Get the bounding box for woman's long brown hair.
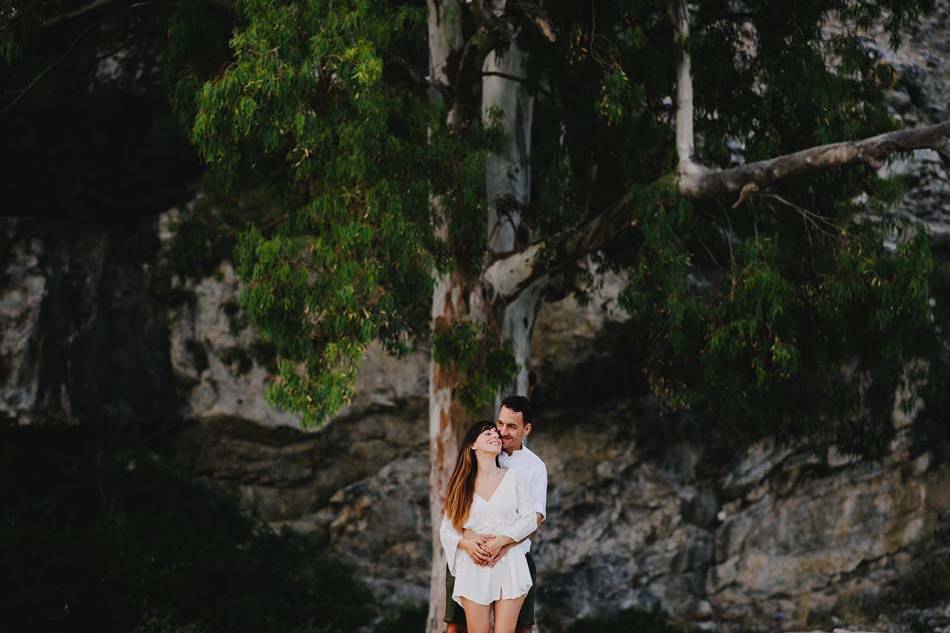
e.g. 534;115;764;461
444;421;498;532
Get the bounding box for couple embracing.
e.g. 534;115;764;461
439;396;548;633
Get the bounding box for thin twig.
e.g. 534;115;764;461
0;21;101;116
43;0;124;28
756;192;844;239
387;55;430;90
480;71;552;97
695;231;721;268
4;0;185;116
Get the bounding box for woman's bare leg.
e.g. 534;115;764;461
460;598;491;633
491;595;527;633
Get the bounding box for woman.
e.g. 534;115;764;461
440;421;537;633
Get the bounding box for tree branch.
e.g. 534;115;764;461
479;70;551;97
666;0;950;202
1;20;102;116
484;0;950;304
484;190;635;300
485;120;950;302
42;0;231;28
677;121;950;199
508;0;557;43
43;0;127;27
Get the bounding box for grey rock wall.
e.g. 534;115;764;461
163;240;950;630
169;281;950;632
1;3;948;632
0;217;178;428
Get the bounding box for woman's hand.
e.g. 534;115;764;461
459;532;494;565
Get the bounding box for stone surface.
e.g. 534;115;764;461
157;207;430;430
0;220;47;425
1;4;949;633
0;217;178;428
5;208;949;632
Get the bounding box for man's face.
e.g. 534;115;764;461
497;405;531;453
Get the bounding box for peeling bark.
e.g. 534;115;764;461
426;272;487;633
483;37;534;253
425;2;468;630
481;24;543;398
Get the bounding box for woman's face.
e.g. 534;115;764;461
471;426;502;455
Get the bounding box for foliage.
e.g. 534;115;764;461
618;178;936;456
552;0;940;457
186;0;944;455
432;321;519;411
2;0;946;458
0;427;370;633
186;0;499;425
563;607;701;633
373;601;428;633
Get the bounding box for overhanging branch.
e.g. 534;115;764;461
677;121;950;199
486;120;950;302
668;0;950;200
42;0;231;28
484;0;950;304
484;190;635;300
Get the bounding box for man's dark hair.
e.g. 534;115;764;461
500;395;533;426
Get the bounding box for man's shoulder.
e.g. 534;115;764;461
520;445;548;473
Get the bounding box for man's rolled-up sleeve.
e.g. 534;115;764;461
531;464;548;519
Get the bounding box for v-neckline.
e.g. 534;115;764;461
474;469;510;504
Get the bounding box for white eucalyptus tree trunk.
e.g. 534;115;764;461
483;42;533;254
426;6;544;630
425;2;470;631
482;39;544;399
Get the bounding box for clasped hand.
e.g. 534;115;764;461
459;531;514;567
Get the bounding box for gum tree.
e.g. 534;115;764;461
6;0;948;627
187;1;949;627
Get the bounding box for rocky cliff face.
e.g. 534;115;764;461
0;217;178;429
2;4;949;632
168;283;950;631
162;6;950;629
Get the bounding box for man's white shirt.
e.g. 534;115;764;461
498;443;548;551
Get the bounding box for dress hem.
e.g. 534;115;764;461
452;587;531;607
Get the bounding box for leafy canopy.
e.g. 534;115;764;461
3;0;940;457
192;0;489;424
187;0;942;457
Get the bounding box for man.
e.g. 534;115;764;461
445;395;548;633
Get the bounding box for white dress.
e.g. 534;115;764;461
440;469;537;606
